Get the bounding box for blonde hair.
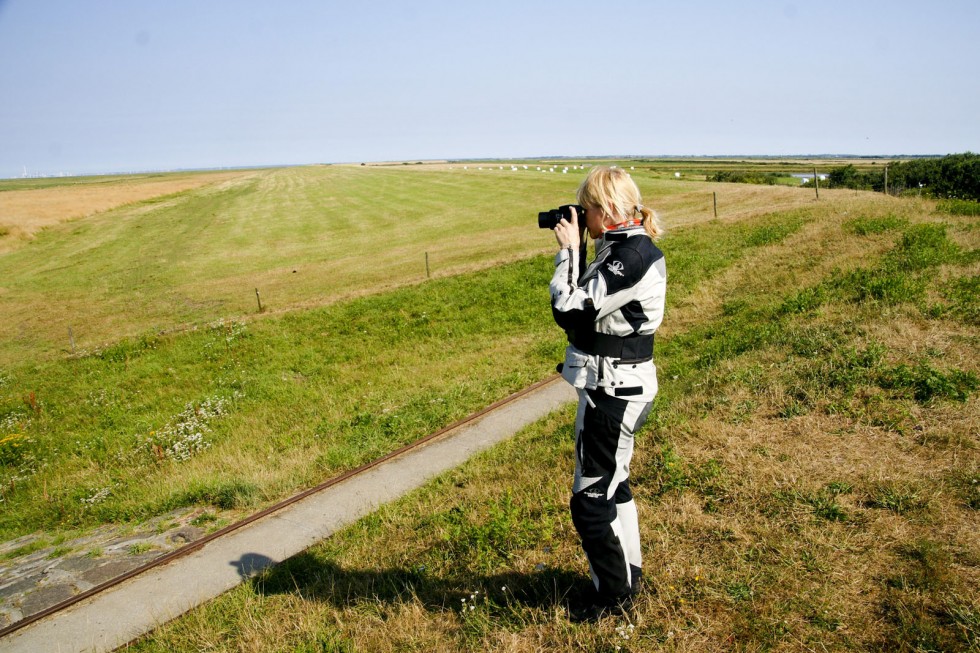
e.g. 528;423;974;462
576;166;663;240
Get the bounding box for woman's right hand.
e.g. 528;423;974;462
554;206;581;249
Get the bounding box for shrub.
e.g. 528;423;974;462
709;170;781;185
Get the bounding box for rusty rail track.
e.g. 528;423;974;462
0;374;561;640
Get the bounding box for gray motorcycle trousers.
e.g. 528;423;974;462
571;388;652;600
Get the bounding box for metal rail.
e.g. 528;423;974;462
0;374;561;639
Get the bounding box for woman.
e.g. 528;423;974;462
550;165;666;622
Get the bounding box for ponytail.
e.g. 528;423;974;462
638;205;663;240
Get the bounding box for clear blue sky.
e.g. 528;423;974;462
1;0;977;177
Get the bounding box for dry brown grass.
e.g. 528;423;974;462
0;171;254;253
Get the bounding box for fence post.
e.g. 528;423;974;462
813;166;819;199
713;192;718;218
425;252;431;279
68;327;76;354
255;288;263;313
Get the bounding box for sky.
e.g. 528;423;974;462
0;0;978;177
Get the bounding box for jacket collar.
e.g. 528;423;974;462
599;224;645;244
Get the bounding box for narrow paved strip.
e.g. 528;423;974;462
0;377;575;653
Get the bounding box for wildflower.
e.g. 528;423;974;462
81;485;113;505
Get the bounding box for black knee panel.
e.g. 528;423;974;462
570;488;616;542
614;479;633;504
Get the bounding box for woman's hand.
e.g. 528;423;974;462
554;206;582;249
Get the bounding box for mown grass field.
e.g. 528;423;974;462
1;163;977;651
0;162;845;367
0;170;254;253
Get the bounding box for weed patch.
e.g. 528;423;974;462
781;222;971;315
947;469;980;510
878;361;979;403
940;275;980;324
744;215;805;246
0;432;30;467
867;482;929;515
844;214;908;235
174;479;261;511
439;491;545;572
937;198;980;216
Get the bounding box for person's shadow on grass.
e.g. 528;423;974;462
247;550;587;616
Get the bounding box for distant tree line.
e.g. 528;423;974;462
709;170;781;185
828;153;980;201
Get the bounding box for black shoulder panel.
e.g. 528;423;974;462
598;236;664;294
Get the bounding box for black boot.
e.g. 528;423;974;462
568;589;634;624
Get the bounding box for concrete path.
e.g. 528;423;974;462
0;377;576;653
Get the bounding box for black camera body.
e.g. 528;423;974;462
538;204;585;230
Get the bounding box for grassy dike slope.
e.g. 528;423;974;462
0;164;829;542
120;192;980;651
0;166;977;650
0;164;823;367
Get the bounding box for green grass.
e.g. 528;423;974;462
0;255;566;537
3;166;978;650
131;189;980;650
0;190;832;541
0;165;580;366
937;198;980;216
0;163;856;368
843;213;908;235
0;167;829;541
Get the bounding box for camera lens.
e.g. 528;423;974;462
538;209;560;229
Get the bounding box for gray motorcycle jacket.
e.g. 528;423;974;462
550;224;667;402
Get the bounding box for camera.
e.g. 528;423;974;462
538;204;585;230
